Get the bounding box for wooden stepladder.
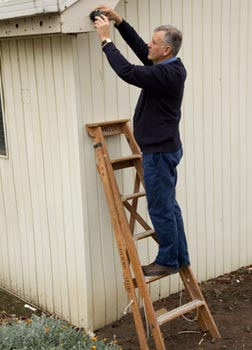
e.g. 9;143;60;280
86;119;220;350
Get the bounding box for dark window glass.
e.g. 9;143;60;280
0;96;6;156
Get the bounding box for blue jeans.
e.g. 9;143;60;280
142;149;190;268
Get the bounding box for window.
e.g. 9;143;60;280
0;79;7;157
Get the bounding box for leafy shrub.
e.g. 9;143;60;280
0;314;122;350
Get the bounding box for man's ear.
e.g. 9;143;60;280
163;45;172;56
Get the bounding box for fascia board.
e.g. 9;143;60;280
0;0;59;20
0;0;120;36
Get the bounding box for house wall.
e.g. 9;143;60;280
0;35;92;329
73;0;252;329
0;0;252;332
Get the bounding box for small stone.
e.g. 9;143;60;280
211;338;216;344
222;345;227;349
245;326;251;333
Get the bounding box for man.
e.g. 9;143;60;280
93;6;190;276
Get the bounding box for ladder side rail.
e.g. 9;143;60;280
121;121;141;155
121;123;145;185
91;127;149;350
179;267;208;333
97;128;166;350
179;266;221;338
129;173;141;233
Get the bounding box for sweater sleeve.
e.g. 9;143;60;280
115;20;152;66
103;42;181;93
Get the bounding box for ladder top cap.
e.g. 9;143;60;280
86;119;130;128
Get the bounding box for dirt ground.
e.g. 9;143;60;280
96;265;252;350
1;265;252;350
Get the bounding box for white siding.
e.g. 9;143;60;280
73;0;252;328
0;35;91;329
0;0;252;332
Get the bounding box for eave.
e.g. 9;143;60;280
0;0;120;38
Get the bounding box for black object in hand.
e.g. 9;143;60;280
90;10;106;22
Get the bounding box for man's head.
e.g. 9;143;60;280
148;25;182;64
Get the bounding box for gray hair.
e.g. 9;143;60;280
154;25;182;56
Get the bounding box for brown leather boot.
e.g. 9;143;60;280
142;262;179;276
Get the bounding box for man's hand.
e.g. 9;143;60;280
96;5;123;25
94;15;111;42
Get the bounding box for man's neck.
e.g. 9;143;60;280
154;55;176;65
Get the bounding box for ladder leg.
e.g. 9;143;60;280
93;133;149;350
96;132;165;350
179;266;221;339
121;258;150;350
129;173;141;232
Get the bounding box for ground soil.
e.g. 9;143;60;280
96;266;252;350
1;265;252;349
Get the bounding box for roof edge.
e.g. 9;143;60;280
0;1;59;21
0;0;120;38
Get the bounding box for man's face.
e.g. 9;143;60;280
148;31;171;64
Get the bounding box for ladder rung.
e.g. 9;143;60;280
133;229;155;241
111;154;142;170
133;274;167;288
121;191;146;202
157;300;205;325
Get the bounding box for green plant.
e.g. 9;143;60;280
0;314;122;350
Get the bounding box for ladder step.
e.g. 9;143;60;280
157;300;205;326
133;229;155;241
133;274;167;288
121;191;146;202
111;154;142;170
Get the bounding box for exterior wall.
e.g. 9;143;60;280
0;0;252;332
73;0;252;329
0;35;92;329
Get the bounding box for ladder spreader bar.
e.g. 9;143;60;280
157;300;205;325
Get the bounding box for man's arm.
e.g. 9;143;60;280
94;15;183;92
96;5;152;66
102;42;180;93
115;20;152;66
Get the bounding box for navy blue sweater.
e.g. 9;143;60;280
103;20;186;153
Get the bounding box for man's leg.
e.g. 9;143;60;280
175;200;190;267
142;150;190;275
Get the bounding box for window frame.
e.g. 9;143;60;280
0;66;8;159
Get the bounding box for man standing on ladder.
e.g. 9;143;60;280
93;6;191;276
